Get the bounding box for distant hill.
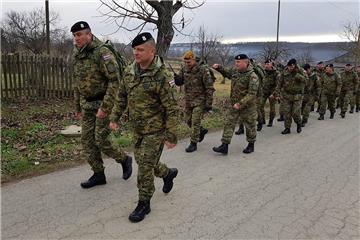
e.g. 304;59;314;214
169;42;350;63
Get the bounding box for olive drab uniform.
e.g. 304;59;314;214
73;36;128;173
217;65;259;144
261;68;281;123
302;72;321;122
175;63;215;143
110;56;179;202
274;66;307;130
339;70;359;113
318;72;342;117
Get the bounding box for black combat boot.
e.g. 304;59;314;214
80;171;106;189
261;118;266;125
198;127;208;142
163;168;178;193
356;107;360;112
212;143;228;155
243;142;254;154
185;142;197;153
330;112;335;119
349;107;354;114
281;128;291;134
235;124;244;135
296;123;302;133
257;122;263;132
310;105;315;112
318;114;324;120
121;156;133;180
277;115;285;122
128;200;151;223
340;112;346;118
267;118;274;127
301;118;308;127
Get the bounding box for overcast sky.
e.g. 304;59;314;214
2;0;359;44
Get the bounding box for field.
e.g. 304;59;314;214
1;78;232;183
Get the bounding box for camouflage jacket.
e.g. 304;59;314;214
176;63;215;108
322;72;342;96
304;72;321;97
110;56;179;143
251;62;265;98
217;65;259;109
275;66;307;98
340;71;359;92
72;36;120;114
263;69;280;95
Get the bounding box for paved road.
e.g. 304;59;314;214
2;112;359;239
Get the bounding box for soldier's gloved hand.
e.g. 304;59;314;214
174;74;184;86
204;106;212;112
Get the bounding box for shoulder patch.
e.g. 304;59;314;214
102;54;112;61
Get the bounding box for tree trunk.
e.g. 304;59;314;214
156;13;174;58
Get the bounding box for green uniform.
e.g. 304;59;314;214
110;56;178;201
275;66;307;128
339;70;359;112
217;65;259;144
313;69;325;110
261;68;280;121
73;36;127;173
176;64;214;143
356;71;360;111
302;72;321;120
318;72;342;116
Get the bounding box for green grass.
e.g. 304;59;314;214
1;81;231;183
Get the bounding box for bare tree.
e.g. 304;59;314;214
257;42;291;62
99;0;204;58
195;25;221;63
296;47;313;66
340;21;360;65
215;43;232;83
1;9;65;54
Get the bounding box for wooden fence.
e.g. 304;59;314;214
1;54;73;100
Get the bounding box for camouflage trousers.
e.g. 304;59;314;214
134;132;169;201
337;90;346;108
341;90;354;112
238;97;263;125
279;99;284;116
356;91;360;109
319;93;337;115
281;95;302;128
81;108;127;173
222;105;257;144
185;105;204;143
301;95;315;120
260;92;277;121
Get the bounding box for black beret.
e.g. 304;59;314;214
235;54;249;60
131;32;154;48
303;63;311;70
70;21;90;33
287;58;297;66
317;61;324;65
345;63;352;66
326;63;334;68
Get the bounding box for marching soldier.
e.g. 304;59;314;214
212;54;259;155
110;33;179;223
271;59;307;134
174;51;215;152
339;63;359;117
71;21;132;188
318;64;342;120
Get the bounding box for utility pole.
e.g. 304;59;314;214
45;0;50;55
275;0;281;59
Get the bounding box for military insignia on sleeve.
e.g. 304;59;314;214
168;80;175;87
102;54;111;61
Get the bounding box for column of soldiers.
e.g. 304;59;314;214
71;21;360;223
